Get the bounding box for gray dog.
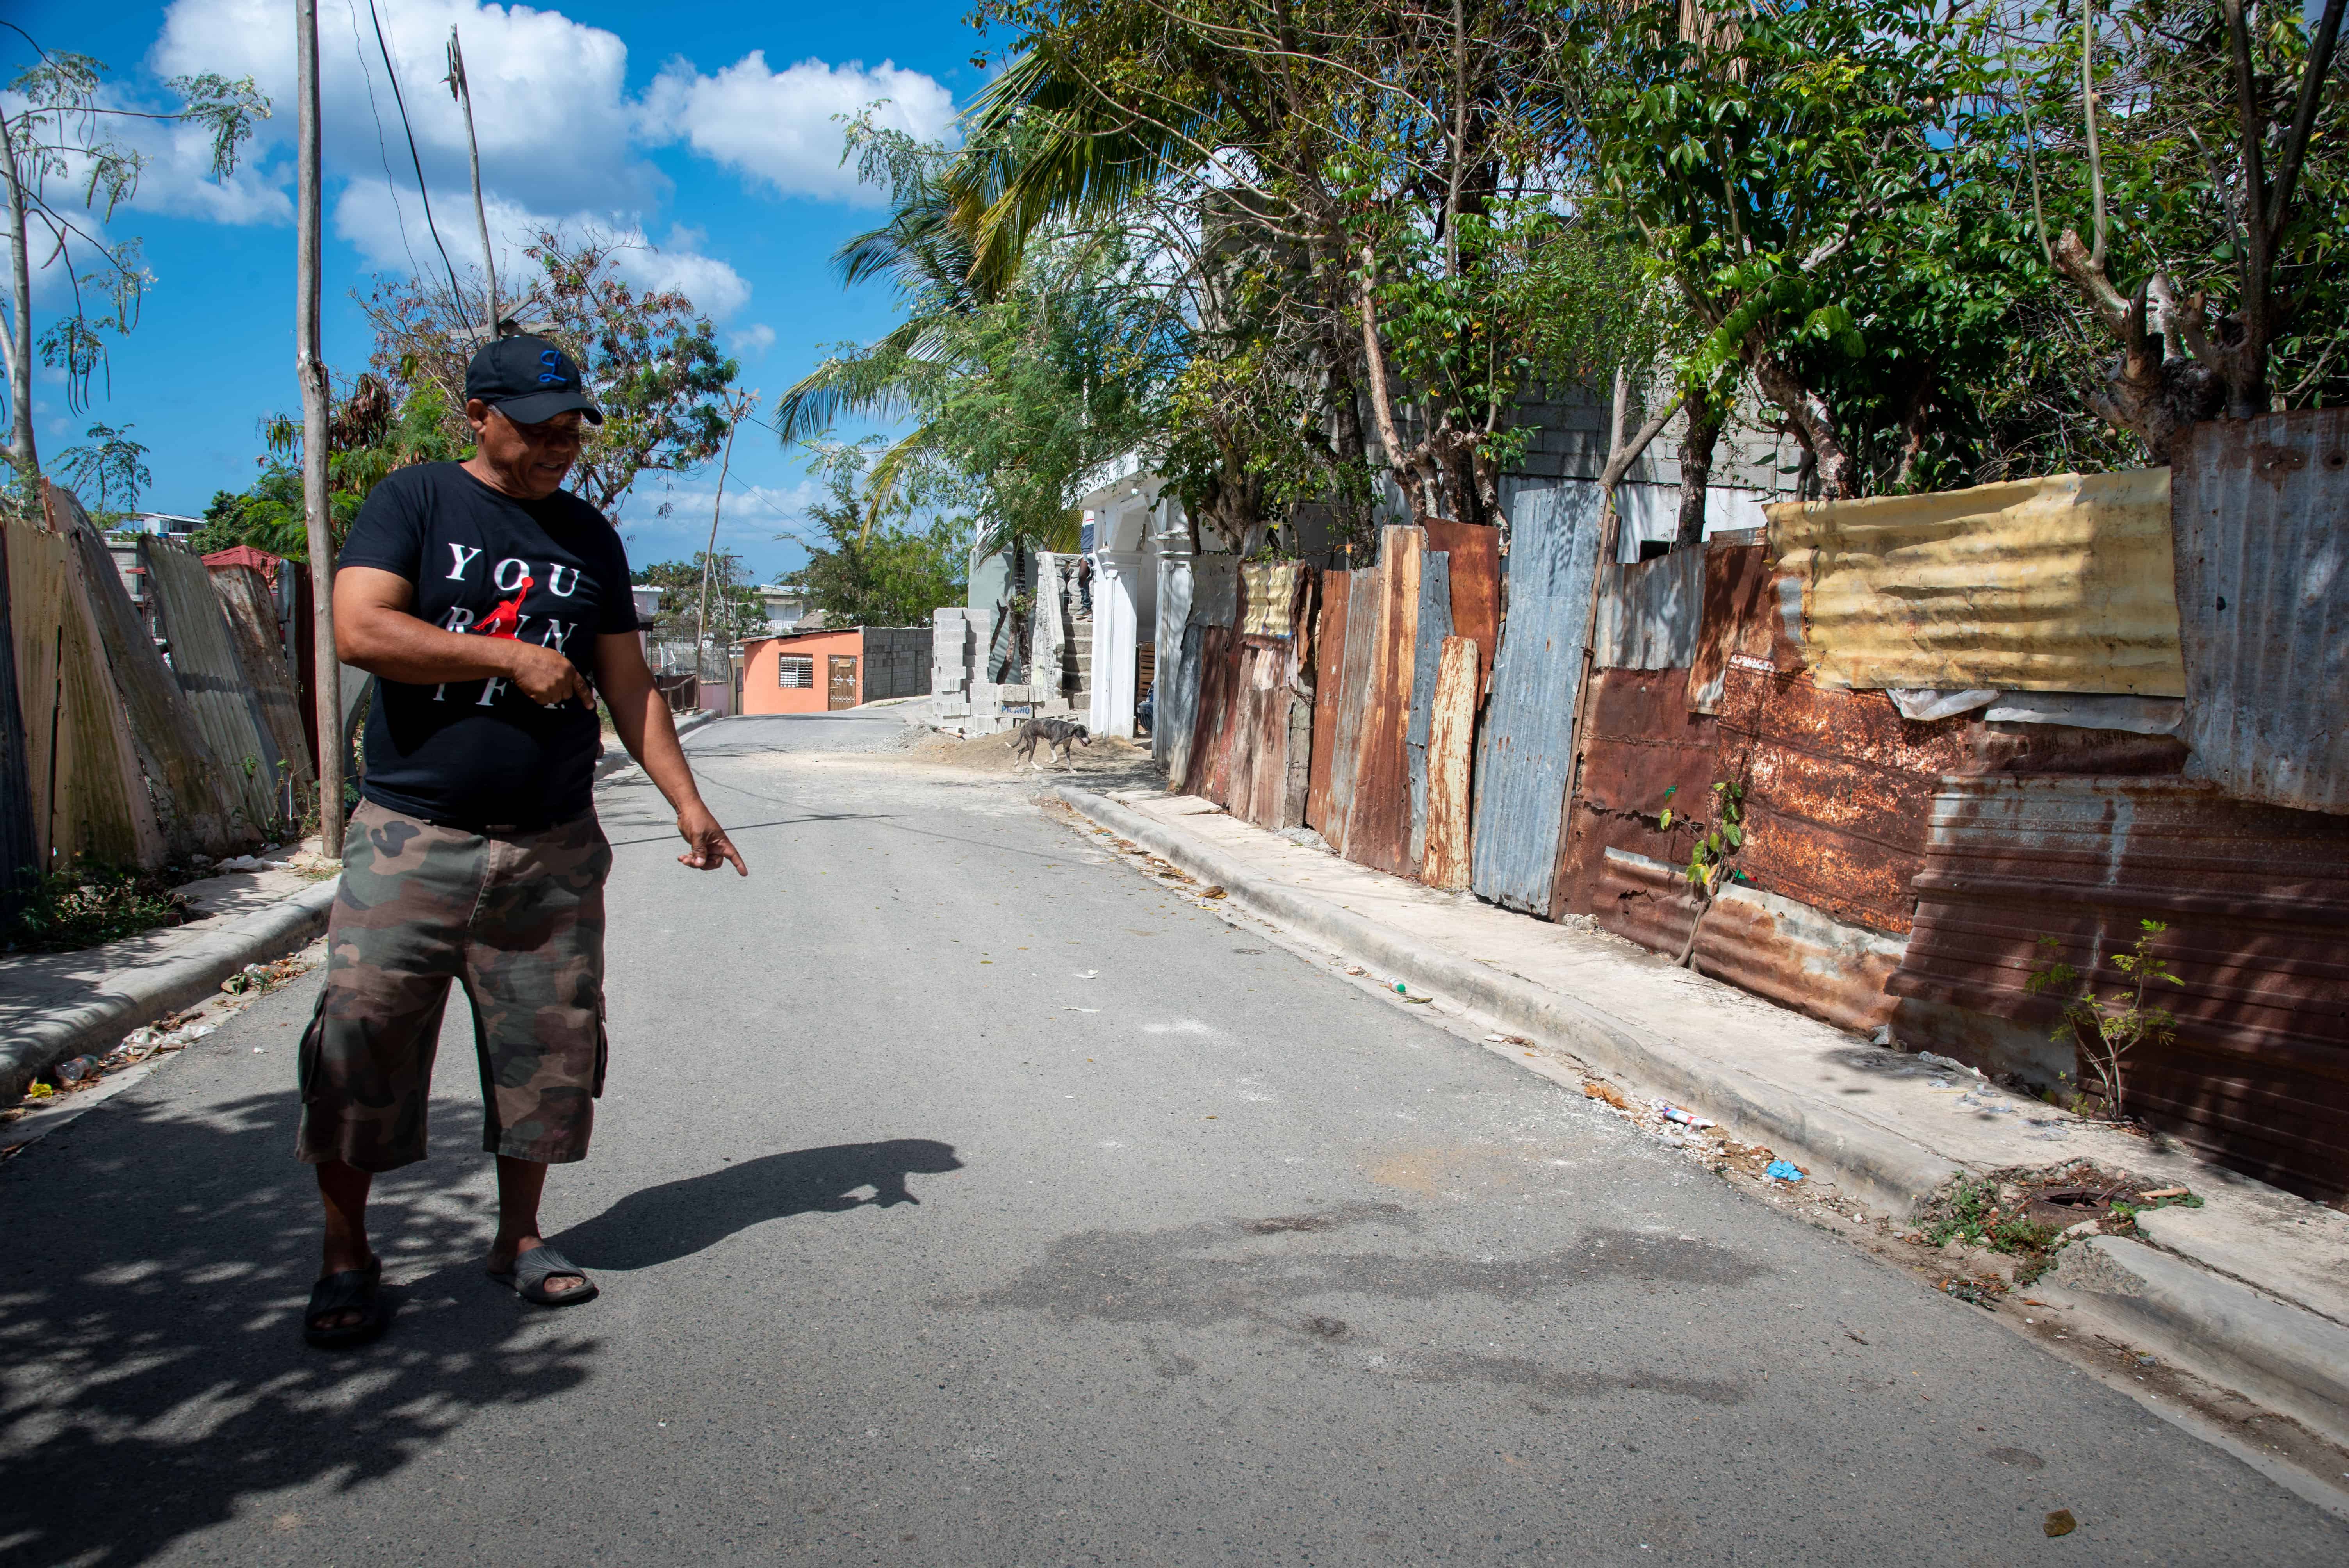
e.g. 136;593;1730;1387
1012;717;1093;769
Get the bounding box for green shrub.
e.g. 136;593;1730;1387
4;866;188;953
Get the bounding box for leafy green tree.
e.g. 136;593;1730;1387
195;375;467;561
193;462;305;559
52;421;149;521
632;555;767;644
2010;0;2346;458
356;225;738;519
1575;0;2044;499
776;123;1180;561
2;29;267;483
779;459;966;629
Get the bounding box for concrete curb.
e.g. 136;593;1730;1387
2042;1236;2349;1451
593;709;719;784
1048;785;1958;1215
0;878;341;1102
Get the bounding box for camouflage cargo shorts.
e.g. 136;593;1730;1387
296;800;612;1172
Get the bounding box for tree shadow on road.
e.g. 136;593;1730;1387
0;1089;595;1568
552;1139;965;1270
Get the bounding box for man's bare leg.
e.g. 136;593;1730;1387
485;1155;586;1297
315;1160;376;1330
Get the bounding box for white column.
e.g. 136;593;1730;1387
1090;550;1142;738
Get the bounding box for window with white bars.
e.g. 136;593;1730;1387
779;656;814;688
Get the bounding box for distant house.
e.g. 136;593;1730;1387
738;626;932;715
758;585;811;632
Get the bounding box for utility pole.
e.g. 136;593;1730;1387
694;392;755;695
296;0;344;855
446;26;497;337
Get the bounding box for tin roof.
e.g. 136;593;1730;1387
201;543;283;585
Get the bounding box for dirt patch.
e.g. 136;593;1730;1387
1907;1160;2201;1288
905;728;1153;777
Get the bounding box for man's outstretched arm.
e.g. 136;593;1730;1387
594;632;747;875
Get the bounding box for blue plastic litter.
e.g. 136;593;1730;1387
1765;1159;1806;1182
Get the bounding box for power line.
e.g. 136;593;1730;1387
343;0;423;285
364;0;465;309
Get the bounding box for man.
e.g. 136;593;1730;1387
298;334;746;1348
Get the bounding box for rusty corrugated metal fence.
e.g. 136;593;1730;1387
2170;408;2349;816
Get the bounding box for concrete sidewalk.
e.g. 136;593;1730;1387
0;857;340;1101
1052;782;2349;1452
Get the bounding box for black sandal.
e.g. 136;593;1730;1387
303;1256;389;1348
489;1244;599;1308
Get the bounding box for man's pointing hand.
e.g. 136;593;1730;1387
676;802;748;875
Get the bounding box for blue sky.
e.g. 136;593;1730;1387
4;0;993;583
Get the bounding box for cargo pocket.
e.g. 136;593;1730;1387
592;1002;609;1099
294;986;331;1104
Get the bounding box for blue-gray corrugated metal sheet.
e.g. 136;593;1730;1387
1163;621;1205;789
144;537;283;834
2171;408;2349;816
1593;547;1704;670
1406;550;1454;868
59;495;246;861
1472;477;1605;912
1153;556;1195;773
1322;568;1380;858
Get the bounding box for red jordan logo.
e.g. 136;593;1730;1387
478;576;534;639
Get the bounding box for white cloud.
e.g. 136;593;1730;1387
616;477;817;572
727;323;776;359
139;3;953;325
330;191;750;321
640;52;955;203
615;228;751;319
153;0;648;216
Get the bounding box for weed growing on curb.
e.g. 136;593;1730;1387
3;866;188;953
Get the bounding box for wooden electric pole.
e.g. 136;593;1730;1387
296;0;344;855
446;26;497;337
694;391;756;694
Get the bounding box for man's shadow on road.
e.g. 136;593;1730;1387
554;1139;964;1270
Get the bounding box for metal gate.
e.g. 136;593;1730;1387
827;654;859;710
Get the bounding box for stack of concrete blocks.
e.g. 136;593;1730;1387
928;604;1041;736
1025;554;1091;719
929;607;982;733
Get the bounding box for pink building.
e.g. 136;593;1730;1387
738;626;932;715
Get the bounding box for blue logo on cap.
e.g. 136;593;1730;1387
537;347;567;387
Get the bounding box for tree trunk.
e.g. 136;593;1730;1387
1357;248;1431;520
296;0;344;854
3;129;37;481
2050;231;2222;462
1748;347;1860;500
1675;389;1722;545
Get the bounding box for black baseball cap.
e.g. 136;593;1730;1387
463;334;603;426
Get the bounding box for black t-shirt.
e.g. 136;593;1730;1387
337;463;639;830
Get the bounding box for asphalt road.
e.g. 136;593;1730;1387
4;712;2342;1566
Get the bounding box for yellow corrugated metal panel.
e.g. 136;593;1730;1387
1769;470;2185;696
1239;560;1303;638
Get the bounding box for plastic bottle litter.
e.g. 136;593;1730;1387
1765;1158;1807;1182
1655;1102;1716;1129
